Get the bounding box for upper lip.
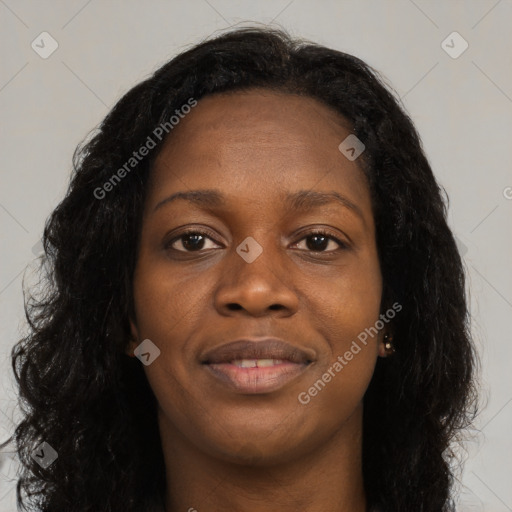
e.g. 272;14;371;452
201;338;315;365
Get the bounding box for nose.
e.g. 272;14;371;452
213;237;299;318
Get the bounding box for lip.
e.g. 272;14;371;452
201;338;315;394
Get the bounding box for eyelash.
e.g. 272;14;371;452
166;228;348;253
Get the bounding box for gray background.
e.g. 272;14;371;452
1;1;511;510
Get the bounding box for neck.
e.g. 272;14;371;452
159;404;367;512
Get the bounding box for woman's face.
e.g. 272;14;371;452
128;89;385;464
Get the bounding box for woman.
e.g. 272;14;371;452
4;27;478;511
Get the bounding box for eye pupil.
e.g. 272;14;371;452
182;233;205;251
306;234;329;251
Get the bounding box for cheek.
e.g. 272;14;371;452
310;252;382;345
131;262;205;430
299;275;381;434
300;250;382;409
131;256;204;341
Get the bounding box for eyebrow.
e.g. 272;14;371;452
153;189;365;221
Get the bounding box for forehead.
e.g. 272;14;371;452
155;89;354;163
147;89;370;218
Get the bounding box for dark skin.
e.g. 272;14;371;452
127;89;391;512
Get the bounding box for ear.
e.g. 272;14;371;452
125;316;140;356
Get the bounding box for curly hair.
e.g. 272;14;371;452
3;26;479;512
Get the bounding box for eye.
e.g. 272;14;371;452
294;229;347;252
165;228;348;254
166;229;221;252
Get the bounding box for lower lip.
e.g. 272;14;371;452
203;361;310;394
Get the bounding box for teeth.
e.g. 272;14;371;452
256;359;284;367
232;359;284;368
236;359;257;368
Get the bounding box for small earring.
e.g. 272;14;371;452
383;333;395;354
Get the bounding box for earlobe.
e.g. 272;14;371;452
126;317;140;356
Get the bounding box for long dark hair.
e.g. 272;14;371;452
3;26;479;512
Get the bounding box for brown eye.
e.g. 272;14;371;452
295;230;347;252
167;231;220;252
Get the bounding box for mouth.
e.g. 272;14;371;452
201;338;315;394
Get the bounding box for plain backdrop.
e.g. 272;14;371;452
1;1;511;511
